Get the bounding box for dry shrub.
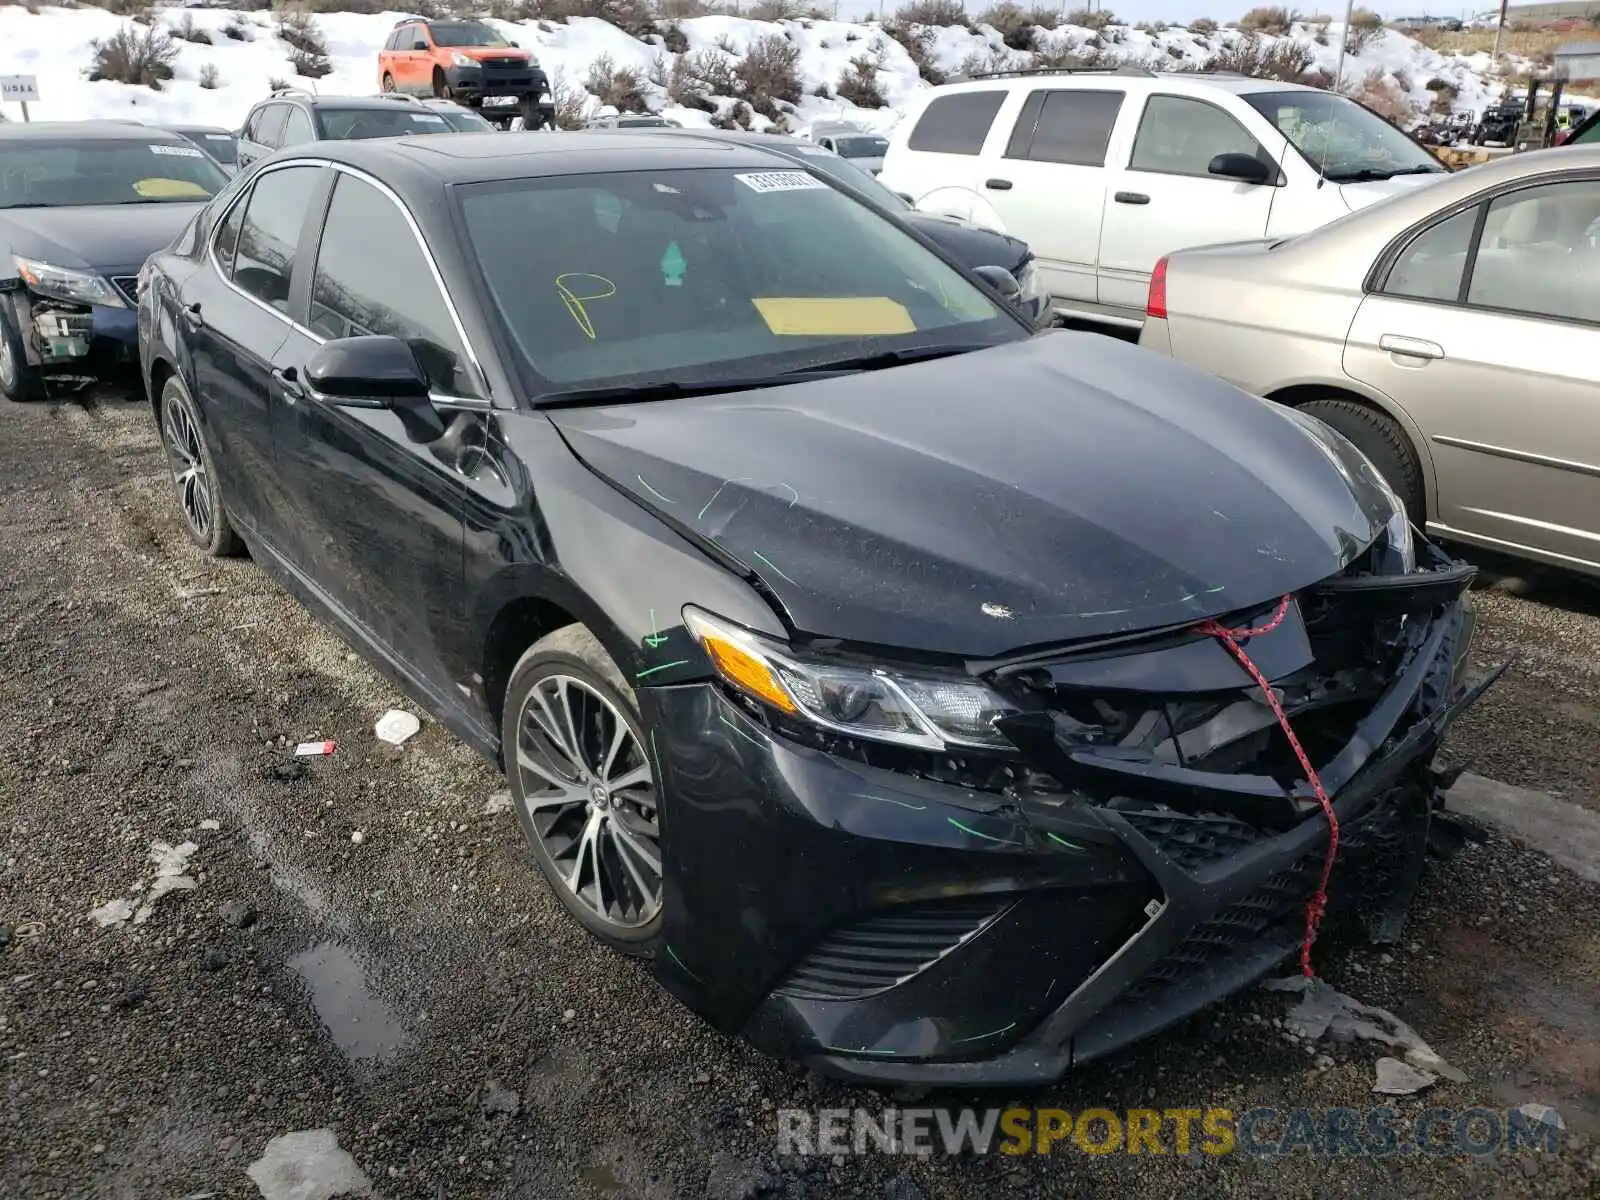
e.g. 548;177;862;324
1026;5;1060;29
711;99;753;130
223;20;253;40
277;8;331;78
1239;5;1293;35
883;20;945;84
546;68;590;129
1344;67;1417;125
747;0;802;17
835;53;887;108
88;23;178;88
736;33;803;119
199;61;221;89
1207;32;1313;82
894;0;966;24
979;2;1036;51
1188;16;1217;33
1425;76;1459;114
668;48;736;110
586;52;648;111
659;20;688;52
1064;6;1115;30
522;0;658;36
172;12;212;44
957;46;1015;76
1345;7;1383;55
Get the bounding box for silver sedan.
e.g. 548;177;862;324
1139;144;1600;579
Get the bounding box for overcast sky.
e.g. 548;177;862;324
816;2;1493;24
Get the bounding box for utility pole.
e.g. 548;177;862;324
1332;0;1355;92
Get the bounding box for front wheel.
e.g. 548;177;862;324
1296;397;1425;528
502;624;663;957
0;308;44;403
432;69;451;99
158;373;243;557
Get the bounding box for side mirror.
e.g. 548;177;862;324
972;264;1021;303
304;335;446;444
412;40;429;51
1208;152;1273;184
508;39;520;47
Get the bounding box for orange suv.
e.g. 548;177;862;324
378;19;553;129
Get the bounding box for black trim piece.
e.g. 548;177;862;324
1456;198;1490;304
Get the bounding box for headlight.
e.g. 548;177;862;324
1285;408;1416;574
684;607;1018;751
14;256;124;308
450;51;477;67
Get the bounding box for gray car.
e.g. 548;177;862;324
1139;144;1600;579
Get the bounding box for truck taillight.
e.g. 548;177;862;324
1147;255;1169;320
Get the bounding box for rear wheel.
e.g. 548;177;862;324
158;374;243;557
381;72;396;92
1296;397;1424;527
502;624;662;957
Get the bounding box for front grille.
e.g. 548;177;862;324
1116;807;1262;871
111;276;139;306
775;898;1009;1001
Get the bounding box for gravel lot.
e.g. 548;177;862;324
2;391;1597;1200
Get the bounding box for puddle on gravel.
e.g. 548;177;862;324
288;941;410;1066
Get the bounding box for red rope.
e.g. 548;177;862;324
1196;595;1339;978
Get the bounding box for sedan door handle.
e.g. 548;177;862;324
1379;334;1444;360
179;302;203;331
985;178;1013;190
271;366;305;402
1114;191;1150;205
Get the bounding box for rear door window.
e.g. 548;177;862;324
1008;89;1124;166
906;91;1006;155
231;165;324;311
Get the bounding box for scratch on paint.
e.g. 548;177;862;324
719;713;764;748
948;817;1018;846
1072;608;1130;620
643;608;669;649
636;659;690;680
636;475;675;504
665;943;702;981
698;478;800;522
851;792;928;811
953;1021;1018;1044
1044;977;1057;1000
750;549;798;587
1046;831;1086;852
697;478;748;522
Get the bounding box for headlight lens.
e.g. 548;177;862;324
1285;407;1416;573
683;607;1018;750
15;256;124;308
450;51;476;67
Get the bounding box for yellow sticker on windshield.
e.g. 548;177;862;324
134;177;210;200
752;297;914;337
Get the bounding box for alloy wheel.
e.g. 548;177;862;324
162;395;213;541
0;326;16;393
514;674;662;930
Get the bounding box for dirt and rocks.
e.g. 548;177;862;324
1;392;1597;1199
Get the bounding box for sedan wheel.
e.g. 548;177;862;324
505;631;663;954
158;376;242;557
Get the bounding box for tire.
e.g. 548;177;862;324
502;623;662;957
0;308;44;403
1296;397;1425;527
157;373;243;557
432;69;451;99
381;73;396;92
520;95;540;130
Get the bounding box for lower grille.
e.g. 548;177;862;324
111;275;139;306
775;898;1009;1001
1116;807;1262;871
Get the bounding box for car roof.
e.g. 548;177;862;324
930;69;1323;98
0;120;196;141
283;131;802;186
260;93;421;112
165;124;234;135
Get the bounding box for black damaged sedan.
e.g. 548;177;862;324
138;132;1490;1086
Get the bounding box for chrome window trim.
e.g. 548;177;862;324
204;155;495;404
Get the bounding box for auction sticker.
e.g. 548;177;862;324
735;170;828;193
150;143;204;157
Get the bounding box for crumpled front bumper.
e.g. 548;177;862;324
644;547;1493;1086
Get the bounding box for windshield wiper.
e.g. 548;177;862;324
777;343;994;375
535;375;818;408
1326;165;1443;182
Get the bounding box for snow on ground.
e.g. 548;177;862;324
0;5;1527;134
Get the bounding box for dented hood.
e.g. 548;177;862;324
550;333;1392;658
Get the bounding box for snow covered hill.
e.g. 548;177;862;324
0;4;1527;135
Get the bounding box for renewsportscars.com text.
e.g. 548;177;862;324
776;1106;1561;1159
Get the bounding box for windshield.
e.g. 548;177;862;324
319;108;459;140
833;135;889;158
178;130;238;165
1243;90;1446;182
788;146;911;210
427;21;509;47
438;107;494;131
458;167;1018;400
0;138;227;208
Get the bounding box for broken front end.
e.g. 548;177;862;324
647;539;1495;1087
3;259;141;393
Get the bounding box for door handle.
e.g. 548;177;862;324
271;366;305;402
985;178;1013;190
1379;334;1444;360
179;302;203;331
1114;191;1150;205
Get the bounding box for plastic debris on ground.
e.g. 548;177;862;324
294;740;336;757
1264;974;1468;1094
245;1128;371;1200
89;840;202;928
374;709;420;746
